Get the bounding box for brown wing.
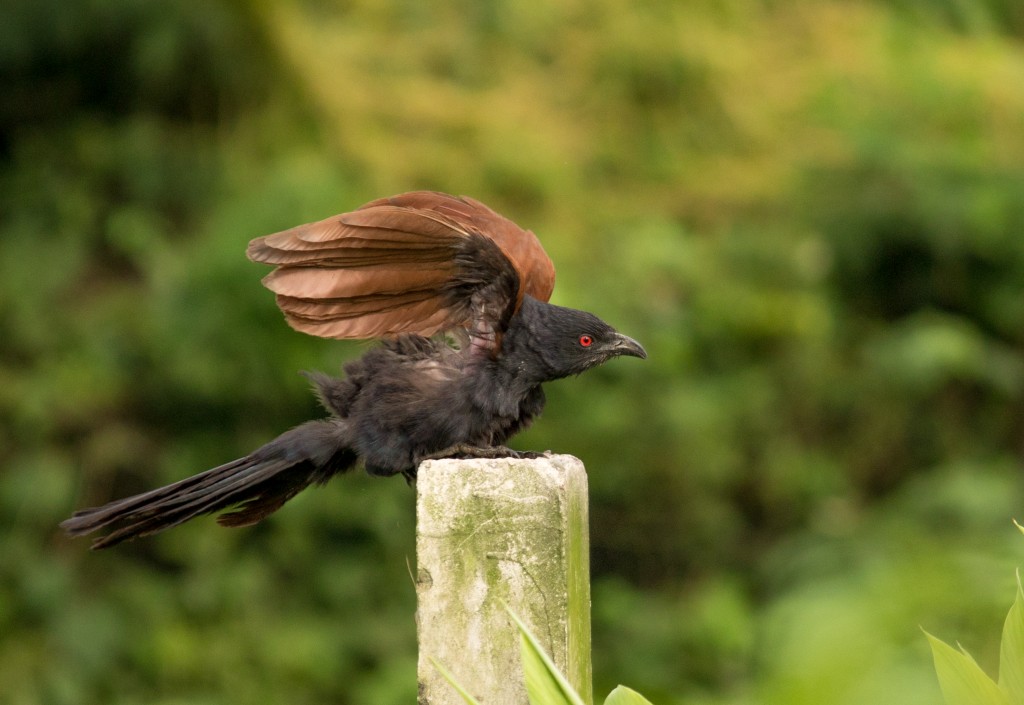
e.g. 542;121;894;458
246;191;555;342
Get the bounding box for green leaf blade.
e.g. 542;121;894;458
603;684;656;705
926;632;1010;705
999;576;1024;705
429;657;486;705
520;631;576;705
506;605;588;705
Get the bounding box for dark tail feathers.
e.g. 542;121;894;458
61;419;356;549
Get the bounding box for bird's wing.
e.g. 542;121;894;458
246;192;555;349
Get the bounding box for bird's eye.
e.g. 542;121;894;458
578;334;593;347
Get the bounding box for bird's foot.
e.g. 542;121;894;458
417;444;550;463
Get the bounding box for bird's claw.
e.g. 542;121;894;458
416;445;549;463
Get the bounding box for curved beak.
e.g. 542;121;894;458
608;333;647;360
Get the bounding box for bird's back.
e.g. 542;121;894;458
307;332;544;477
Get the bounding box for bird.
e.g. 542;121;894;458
61;191;646;549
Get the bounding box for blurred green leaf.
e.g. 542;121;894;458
999;576;1024;705
926;632;1009;705
604;685;655;705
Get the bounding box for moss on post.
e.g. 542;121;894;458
416;455;593;705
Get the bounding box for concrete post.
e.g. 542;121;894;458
415;455;592;705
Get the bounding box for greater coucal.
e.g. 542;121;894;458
62;191;646;549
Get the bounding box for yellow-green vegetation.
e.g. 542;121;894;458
927;527;1024;705
3;1;1024;703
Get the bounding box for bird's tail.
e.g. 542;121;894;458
61;419;356;549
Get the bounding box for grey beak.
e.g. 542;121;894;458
609;333;647;360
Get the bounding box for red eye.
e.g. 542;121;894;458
579;335;593;347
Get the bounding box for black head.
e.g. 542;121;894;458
513;297;647;381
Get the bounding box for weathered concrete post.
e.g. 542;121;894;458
416;455;592;705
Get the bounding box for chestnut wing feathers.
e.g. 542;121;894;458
246;191;555;346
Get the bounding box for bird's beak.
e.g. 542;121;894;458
608;333;647;360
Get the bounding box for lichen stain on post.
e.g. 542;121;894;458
416;455;593;705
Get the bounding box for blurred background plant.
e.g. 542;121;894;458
926;531;1024;705
3;0;1024;703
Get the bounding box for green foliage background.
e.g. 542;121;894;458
3;1;1024;703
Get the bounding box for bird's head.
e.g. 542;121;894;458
512;298;647;381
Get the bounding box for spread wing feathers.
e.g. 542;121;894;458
246;192;555;347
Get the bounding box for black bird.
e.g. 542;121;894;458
61;192;646;549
